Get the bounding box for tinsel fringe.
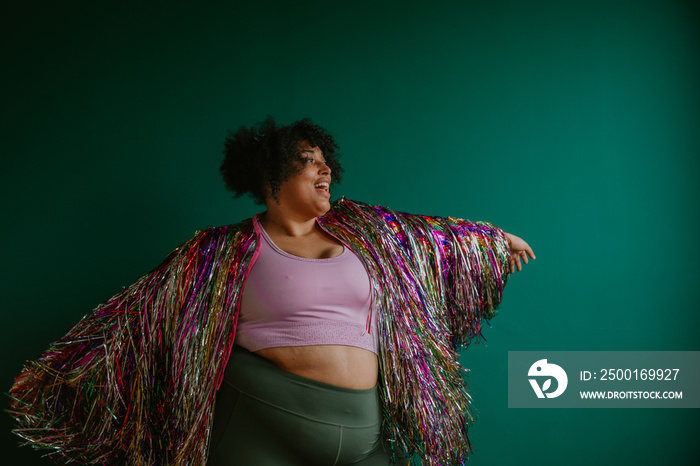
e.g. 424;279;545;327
8;222;257;465
8;199;509;465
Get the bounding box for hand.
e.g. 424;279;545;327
504;233;535;273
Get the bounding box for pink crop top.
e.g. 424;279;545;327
233;218;377;354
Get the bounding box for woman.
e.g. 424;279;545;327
8;118;534;465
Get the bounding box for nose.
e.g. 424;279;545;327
319;161;331;175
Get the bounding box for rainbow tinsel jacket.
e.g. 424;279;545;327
8;198;511;466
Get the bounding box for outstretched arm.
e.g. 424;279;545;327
7;224;254;465
504;232;536;273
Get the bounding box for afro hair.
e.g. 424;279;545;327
220;117;343;204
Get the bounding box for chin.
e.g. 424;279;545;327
316;202;331;216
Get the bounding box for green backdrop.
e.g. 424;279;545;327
2;1;698;464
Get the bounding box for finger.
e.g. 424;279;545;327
521;253;529;265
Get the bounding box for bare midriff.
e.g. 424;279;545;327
254;217;378;390
255;345;378;390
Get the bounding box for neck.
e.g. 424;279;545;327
261;205;318;237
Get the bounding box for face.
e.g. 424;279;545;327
268;141;332;218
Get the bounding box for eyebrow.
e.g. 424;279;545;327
299;149;324;159
298;150;326;163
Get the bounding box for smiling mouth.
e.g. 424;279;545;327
314;181;331;198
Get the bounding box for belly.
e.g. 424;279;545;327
255;345;378;389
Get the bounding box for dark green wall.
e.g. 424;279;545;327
3;1;698;464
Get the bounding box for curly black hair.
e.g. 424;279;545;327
220;117;343;204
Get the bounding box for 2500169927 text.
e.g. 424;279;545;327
579;369;680;381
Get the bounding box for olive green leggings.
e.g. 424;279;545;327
207;345;409;466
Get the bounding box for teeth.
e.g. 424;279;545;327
315;182;329;188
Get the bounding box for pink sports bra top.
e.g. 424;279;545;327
233;218;377;354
